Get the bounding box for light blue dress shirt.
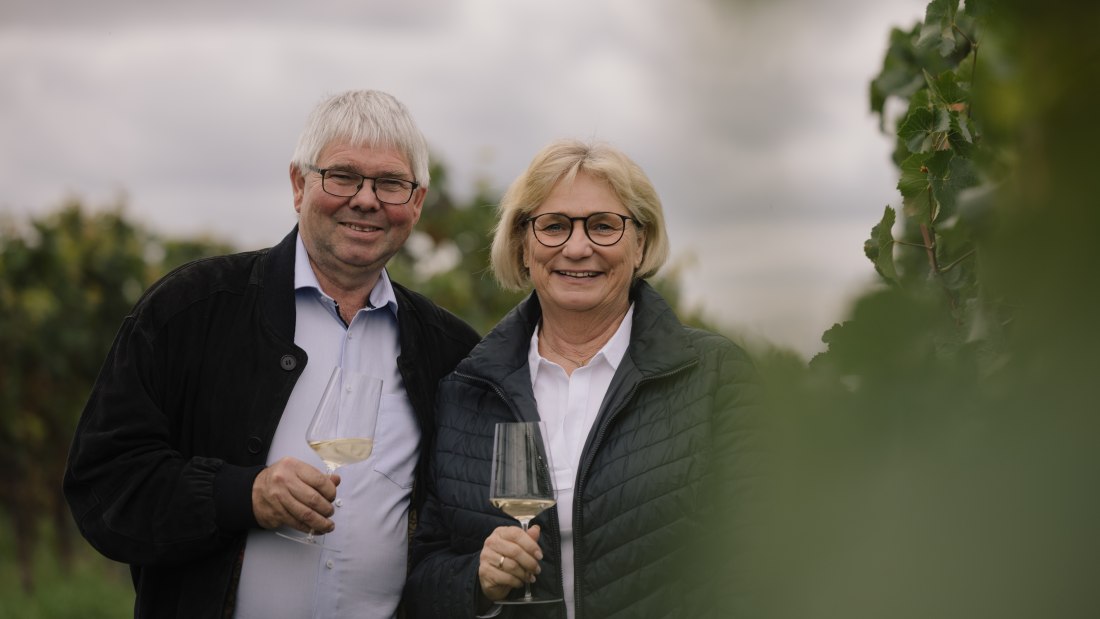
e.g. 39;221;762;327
234;234;419;619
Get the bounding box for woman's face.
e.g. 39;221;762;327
523;171;645;319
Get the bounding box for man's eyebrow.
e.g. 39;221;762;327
324;163;361;173
325;163;412;180
376;169;414;180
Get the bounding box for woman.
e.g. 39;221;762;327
404;140;760;617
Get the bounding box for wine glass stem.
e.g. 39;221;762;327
520;519;534;601
307;466;340;544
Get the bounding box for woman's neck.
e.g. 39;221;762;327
537;299;630;375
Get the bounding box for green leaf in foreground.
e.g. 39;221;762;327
864;206;898;283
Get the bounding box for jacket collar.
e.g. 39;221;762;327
458;279;696;387
623;280;698;376
260;227;300;343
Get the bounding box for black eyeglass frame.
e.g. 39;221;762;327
306;165;420;205
524;212;640;248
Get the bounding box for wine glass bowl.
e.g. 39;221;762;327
489;421;561;605
307;368;382;474
278;367;382;547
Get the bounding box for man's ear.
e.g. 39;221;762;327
407;186;426;226
290;163;305;214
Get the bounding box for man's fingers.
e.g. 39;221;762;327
252;457;337;531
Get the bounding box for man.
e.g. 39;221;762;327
63;90;480;618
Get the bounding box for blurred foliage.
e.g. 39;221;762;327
386;164;527;334
0;201;232;594
730;1;1100;617
0;513;131;619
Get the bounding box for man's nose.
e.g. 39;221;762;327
349;182;382;210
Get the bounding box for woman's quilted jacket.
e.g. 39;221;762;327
404;280;762;618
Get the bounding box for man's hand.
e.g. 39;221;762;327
252;457;341;533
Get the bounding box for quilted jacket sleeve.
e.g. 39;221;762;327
404;480;486;618
700;338;766;616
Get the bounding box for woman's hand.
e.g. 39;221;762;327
477;524;544;601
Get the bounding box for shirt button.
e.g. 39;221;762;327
335;498;343;508
325;559;334;569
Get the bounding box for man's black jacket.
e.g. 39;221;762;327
63;228;479;618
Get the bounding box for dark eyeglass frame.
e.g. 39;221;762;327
306;165;420;205
524;212;640;247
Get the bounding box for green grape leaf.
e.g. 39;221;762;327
870;25;926;120
951;111;974;144
898;152;932;201
948;111;977;158
898;107;933;152
918;0;960;57
925;69;968;109
898;151;944;223
926;152;978;218
909;88;933;111
864;206;898;283
899;105;952;153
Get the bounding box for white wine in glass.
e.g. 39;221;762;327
489;421;561;605
278;366;382;547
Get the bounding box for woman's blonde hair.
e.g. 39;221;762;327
490;139;670;291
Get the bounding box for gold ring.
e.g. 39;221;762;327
497;555;505;569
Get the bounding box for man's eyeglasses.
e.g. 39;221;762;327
307;165;419;205
525;212;639;247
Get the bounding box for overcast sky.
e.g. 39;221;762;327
1;0;928;357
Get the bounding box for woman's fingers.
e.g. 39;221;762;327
477;525;545;600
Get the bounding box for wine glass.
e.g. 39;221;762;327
489;421;562;605
278;366;382;547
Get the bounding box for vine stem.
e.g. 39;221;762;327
939;248;977;273
919;223;938;273
920;222;961;317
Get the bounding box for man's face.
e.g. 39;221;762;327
291;141;424;290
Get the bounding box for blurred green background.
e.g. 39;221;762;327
3;1;1098;616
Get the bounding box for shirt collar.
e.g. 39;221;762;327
528;303;634;381
293;233;398;317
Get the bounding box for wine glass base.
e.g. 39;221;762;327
273;530;342;552
496;597;563;605
274;530;317;544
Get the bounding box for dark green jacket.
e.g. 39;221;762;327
405;280;761;618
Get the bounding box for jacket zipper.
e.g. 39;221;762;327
452;371;567;613
452;371;518;418
571;360;697;619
